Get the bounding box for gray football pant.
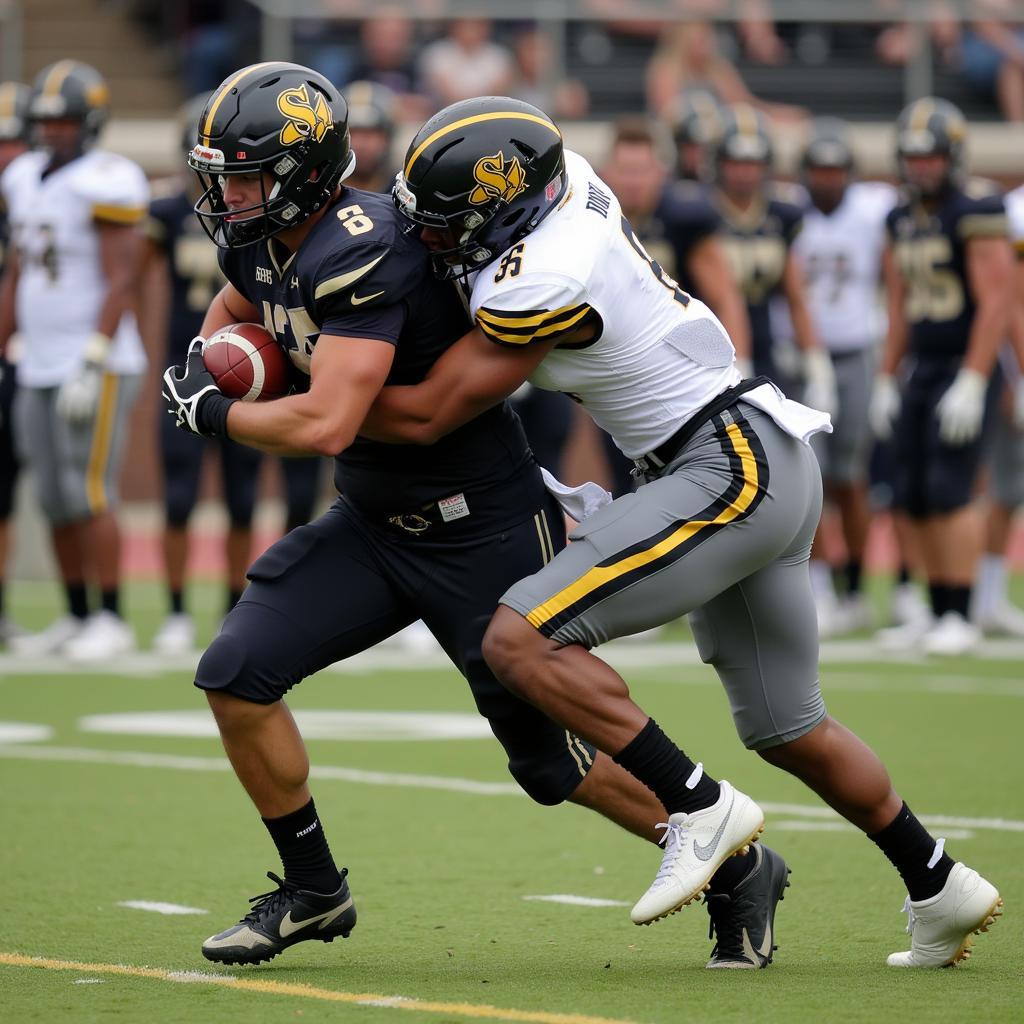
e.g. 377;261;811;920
501;404;827;751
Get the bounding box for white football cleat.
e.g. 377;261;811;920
0;615;27;646
63;610;136;663
976;601;1024;638
837;594;873;633
815;590;844;639
631;780;764;926
890;583;930;628
922;612;980;657
876;617;933;653
887;863;1002;967
8;614;85;657
152;612;196;655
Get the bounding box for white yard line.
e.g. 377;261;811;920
115;901;208;916
0;742;1020;835
522;895;630;908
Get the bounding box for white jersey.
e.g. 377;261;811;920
469;151;742;459
789;181;896;353
1;149;149;387
1006;184;1024;250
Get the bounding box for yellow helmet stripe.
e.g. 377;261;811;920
42;59;76;98
0;84;14;119
735;104;757;137
201;62;279;146
404;111;561;178
910;98;935;132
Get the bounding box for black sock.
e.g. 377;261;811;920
845;560;863;596
66;582;89;620
869;802;954;901
226;588;244;614
613;718;720;815
928;582;948;618
946;585;970;619
169;589;184;615
100;588;120;616
262;797;341;894
897;565;911;585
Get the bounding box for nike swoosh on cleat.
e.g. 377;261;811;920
279;896;353;938
742;925;773;964
351;290;385;305
693;792;735;862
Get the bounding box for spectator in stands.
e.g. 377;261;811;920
181;1;256;97
508;26;589;120
346;13;430;121
960;1;1024;122
419;18;514;109
646;21;806;124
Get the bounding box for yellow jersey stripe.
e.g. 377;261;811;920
92;203;146;225
476;302;587;331
313;253;386;300
86;374;120;514
526;421;759;630
404;111;561;178
957;213;1009;240
201;62;278;145
477;305;593;346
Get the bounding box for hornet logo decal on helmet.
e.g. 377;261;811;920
469;150;527;206
277;84;333;146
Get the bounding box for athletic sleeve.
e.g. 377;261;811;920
76;154;150;225
954;190;1008;242
472;272;602;348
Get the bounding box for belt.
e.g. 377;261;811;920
380;492;472;536
633;376;771;473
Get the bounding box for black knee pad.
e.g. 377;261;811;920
504;737;595;806
194;628;278;705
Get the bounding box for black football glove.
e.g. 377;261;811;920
161;337;237;437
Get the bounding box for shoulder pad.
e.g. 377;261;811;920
75;153;150;222
963;176;1001;200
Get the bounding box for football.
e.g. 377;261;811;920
202;322;291;402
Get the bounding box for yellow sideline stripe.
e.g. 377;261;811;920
0;953;642;1024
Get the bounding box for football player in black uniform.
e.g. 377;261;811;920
665;86;722;184
871;98;1013;656
342;80;396;193
711;104;835;412
599;115;750;495
161;62;682;967
0;81;30;644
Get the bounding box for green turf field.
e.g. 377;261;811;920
1;581;1021;1023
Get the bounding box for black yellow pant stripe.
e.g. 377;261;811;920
85;374;120;514
526;409;769;637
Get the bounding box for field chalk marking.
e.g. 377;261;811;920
0;953;641;1024
115;901;208;916
522;895;630;908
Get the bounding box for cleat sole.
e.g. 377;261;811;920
947;896;1003;967
634;821;765;926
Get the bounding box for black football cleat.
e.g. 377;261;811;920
704;843;790;969
202;869;356;966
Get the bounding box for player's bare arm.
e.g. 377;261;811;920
781;250;822;354
94;220;145;341
0;247;18;358
226;333;395;456
361;326;557;444
199;281;260;338
879;244;908;376
686;235;752;362
961;234;1014;377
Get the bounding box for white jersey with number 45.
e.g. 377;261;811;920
1;148;149;387
469;150;741;459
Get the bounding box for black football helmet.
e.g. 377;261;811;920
393;96;566;279
0;82;31;143
28;60;109;153
801;117;855;172
668;87;723;148
714;104;773;166
188;62;354;248
345;80;396;138
895;97;966;196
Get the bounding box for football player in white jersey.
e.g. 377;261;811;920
0;61;148;660
789;120;899;636
973;182;1024;636
367;97;1002;969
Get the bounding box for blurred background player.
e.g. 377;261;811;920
0;81;30;646
665;86;723;183
0;61;148;661
791;119;898;635
973;178;1024;636
872;98;1013;655
599;115;750;496
343;81;397;194
142;96;264;655
711;104;836;415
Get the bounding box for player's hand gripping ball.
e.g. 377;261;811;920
202;323;291;401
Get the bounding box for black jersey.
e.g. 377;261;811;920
219;187;538;517
885;180;1008;361
148;187;225;362
714;186;803;366
630;180;721;300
